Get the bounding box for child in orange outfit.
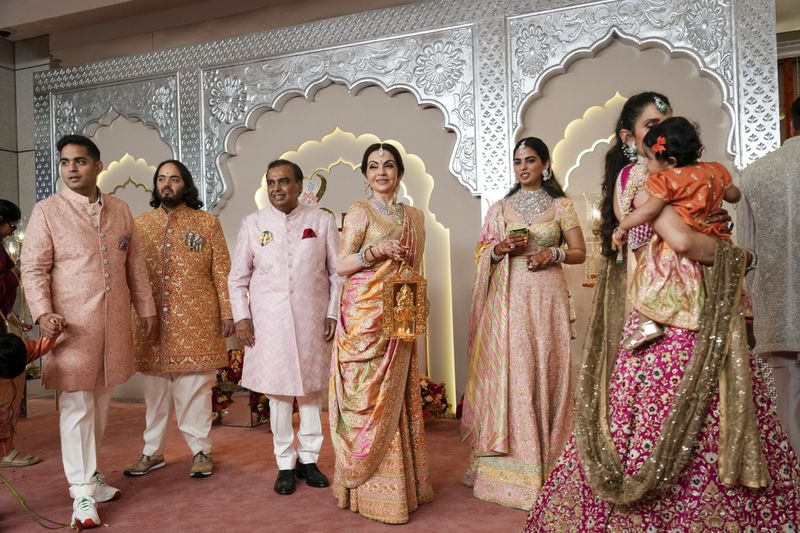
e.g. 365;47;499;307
612;117;741;350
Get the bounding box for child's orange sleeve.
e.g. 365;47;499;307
22;336;57;364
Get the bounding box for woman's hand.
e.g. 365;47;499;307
527;249;552;271
372;240;408;262
494;233;529;257
707;208;733;234
611;227;627;251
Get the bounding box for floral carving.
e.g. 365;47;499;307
684;0;727;54
55;100;79;136
413;40;465;96
209;75;248;123
515;25;550;77
151;85;173;127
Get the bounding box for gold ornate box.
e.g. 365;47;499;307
382;264;428;341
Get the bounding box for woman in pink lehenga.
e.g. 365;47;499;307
461;137;586;510
524;92;800;531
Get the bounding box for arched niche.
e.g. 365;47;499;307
218;82;481;406
516;38;731;369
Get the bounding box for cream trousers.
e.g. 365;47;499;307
268;390;323;470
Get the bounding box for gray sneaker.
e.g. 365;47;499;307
123;454;166;477
91;471;121;502
190;451;213;478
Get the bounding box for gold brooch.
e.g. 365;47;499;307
259;230;273;246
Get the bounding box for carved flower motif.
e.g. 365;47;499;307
685;0;727;53
515;25;550;76
413;40;465;96
209;75;248;124
151;85;173;127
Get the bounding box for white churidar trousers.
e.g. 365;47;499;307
142;371;216;457
59;387;113;498
268;390;323;470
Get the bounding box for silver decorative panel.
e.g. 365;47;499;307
33;0;779;208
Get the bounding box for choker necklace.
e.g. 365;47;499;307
508;188;552;226
371;196;404;223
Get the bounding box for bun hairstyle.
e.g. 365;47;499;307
643;117;704;168
599;91;671;257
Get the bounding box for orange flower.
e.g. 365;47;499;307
652;135;667;154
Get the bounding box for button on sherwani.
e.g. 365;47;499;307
133;205;233;372
228;204;342;396
21;187;156;392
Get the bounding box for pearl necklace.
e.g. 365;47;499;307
371;197;404;223
508;188;552;226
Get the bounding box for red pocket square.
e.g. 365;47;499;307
302;228;317;239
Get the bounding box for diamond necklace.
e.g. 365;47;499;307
371;196;404;223
508;188;553;226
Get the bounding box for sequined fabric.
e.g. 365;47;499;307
133;205;232;373
461;197;578;510
738;136;800;355
523;317;800;531
618;161;653;250
329;200;432;524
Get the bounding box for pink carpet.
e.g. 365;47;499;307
1;395;526;531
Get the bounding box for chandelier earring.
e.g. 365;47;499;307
542;168;551;181
365;183;373;199
622;142;638;162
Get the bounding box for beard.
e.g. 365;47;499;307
159;189;185;208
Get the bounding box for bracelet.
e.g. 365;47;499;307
490;246;503;263
745;248;758;274
549;247;566;264
357;246;375;268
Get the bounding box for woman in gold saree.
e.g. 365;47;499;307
329;142;432;524
461;137;586;510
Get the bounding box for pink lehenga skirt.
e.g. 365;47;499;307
523;314;800;531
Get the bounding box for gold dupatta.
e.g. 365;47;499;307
330;203;425;488
574;239;769;505
461;204;511;455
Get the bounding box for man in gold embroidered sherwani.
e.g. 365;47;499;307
739;96;800;455
125;159;234;480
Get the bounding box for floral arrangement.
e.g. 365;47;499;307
420;376;449;418
250;391;270;422
211;386;233;414
218;349;244;384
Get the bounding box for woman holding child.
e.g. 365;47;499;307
524;92;800;530
461;137;586;510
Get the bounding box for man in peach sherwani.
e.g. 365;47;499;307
229;159;341;496
21;135;156;529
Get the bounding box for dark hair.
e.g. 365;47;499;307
149;160;203;210
0;333;27;379
360;143;405;176
267;159;304;183
0;199;21;227
792;97;800;132
506;137;566;199
643;117;703;168
56;134;101;161
599;91;671;257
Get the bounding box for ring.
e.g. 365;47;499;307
510;243;516;249
726;221;734;232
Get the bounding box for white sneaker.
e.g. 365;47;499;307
92;471;121;502
72;495;101;529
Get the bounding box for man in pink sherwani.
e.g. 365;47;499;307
229;159;341;496
21;135;156;529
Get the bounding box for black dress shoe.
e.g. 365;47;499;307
295;461;330;488
274;469;296;495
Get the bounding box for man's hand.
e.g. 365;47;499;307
324;317;337;342
235;318;255;347
221;319;235;338
142;315;158;342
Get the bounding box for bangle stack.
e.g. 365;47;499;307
490;247;504;263
357;246;375;268
549;247;566;264
745;248;758;274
